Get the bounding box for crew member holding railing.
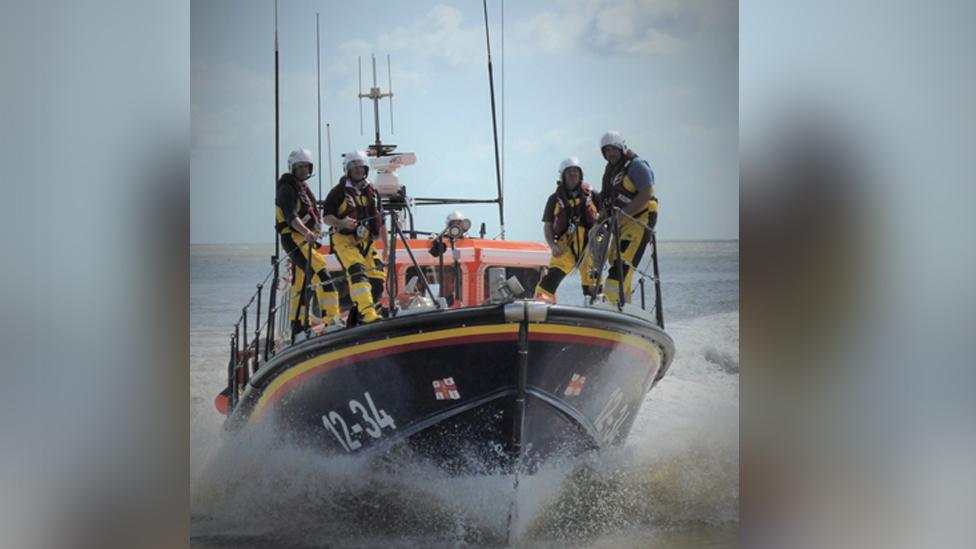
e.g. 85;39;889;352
275;148;341;332
534;157;599;302
598;130;658;304
321;150;388;324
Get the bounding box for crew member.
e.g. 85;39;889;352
322;150;387;324
534;157;599;302
598;130;658;304
275;148;341;332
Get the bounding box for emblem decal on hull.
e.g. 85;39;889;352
433;377;461;400
564;373;586;396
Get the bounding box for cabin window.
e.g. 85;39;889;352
483;266;542;301
405;265;462;306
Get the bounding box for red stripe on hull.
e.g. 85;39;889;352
251;330;654;423
528;332;652;360
253;331;518;422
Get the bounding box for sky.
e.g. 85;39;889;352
191;0;738;243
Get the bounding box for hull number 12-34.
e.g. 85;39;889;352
322;391;396;452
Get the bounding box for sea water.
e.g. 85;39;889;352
190;241;738;547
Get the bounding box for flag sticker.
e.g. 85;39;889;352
433;377;461;400
564;374;586;396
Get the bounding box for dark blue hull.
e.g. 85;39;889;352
226;301;674;473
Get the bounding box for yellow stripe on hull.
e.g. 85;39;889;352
248;323;520;423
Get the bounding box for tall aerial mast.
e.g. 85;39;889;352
358;54;397;157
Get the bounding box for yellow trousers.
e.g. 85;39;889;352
281;232;340;324
535;226;595;301
604;211;653;304
331;233;386;322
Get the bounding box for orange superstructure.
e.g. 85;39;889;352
317;238;550;307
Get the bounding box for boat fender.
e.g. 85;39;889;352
214;387;231;416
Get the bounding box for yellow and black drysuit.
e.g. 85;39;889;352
600;150;658;303
535;182;599;300
321;176;386;323
275;173;340;328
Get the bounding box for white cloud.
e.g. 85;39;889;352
519;8;595;55
329;4;474;105
337;5;482;67
513;0;731;57
514;2;599;55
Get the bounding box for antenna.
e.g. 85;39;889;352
371;54;380;145
266;0;282;359
481;0;506;239
387;54;394;134
358;56;364;135
356;52;396;156
316;12;322;199
274;0;281;255
501;0;505;215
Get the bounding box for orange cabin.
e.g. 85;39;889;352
315;238;551;308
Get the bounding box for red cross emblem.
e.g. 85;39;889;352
564;373;586;396
432;377;461;400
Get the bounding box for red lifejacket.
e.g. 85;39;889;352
275;173;322;234
299;180;323;227
338;177;383;237
551;182;597;239
601;149;643;209
602;159;632;210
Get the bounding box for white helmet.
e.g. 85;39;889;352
342;150;370;174
558;156;583;180
600;130;626;152
288;148;314;175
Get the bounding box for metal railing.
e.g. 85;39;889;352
224;208;665;413
225;239;329;411
583;207;665;329
224;219;438;413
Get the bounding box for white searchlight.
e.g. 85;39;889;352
444;211;471;239
369;152;416;196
